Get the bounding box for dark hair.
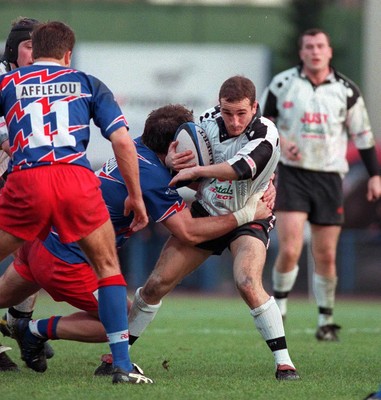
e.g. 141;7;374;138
298;28;331;49
3;17;40;65
142;104;194;154
218;75;256;105
32;21;75;60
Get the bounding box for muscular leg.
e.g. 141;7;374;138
0;230;24;262
54;311;106;342
311;224;341;334
77;220;132;372
141;236;211;304
0;262;40;307
272;211;307;316
231;235;299;379
129;235;211;344
231;235;268;308
77;219;120;279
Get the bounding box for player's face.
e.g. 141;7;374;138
220;98;257;137
17;40;34;67
299;33;332;74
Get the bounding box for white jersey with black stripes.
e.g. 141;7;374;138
260;66;375;175
195;106;280;216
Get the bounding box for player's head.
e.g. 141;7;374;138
142;104;194;155
218;76;258;137
32;21;75;65
298;28;332;73
298;28;331;50
3;17;40;68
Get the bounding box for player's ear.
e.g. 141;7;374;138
64;50;72;67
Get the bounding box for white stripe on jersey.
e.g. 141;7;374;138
196;108;280;216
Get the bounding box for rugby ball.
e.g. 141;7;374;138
174;122;213;166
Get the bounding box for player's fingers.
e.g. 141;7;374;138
169;141;178;151
168;176;177;187
177;151;195;162
130;217;148;233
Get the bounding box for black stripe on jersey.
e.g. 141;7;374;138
262;90;278;119
232;116;275;180
232;139;274;180
216;115;230;142
333;69;361;110
247;117;269;140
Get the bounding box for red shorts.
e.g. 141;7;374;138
0;165;110;243
14;239;99;312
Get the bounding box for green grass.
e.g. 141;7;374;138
1;293;380;400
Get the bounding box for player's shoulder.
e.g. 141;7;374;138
253;115;279;141
135;136;162;167
258;115;277;130
268;66;300;91
198;105;220;124
332;68;362;95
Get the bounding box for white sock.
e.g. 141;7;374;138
250;297;295;368
7;294;38;329
272;266;299;316
128;287;162;338
312;273;337;326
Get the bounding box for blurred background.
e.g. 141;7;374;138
1;0;380;297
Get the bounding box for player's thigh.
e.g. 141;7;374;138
0;230;25;260
275;210;307;253
149;235;211;287
77;219;119;278
0;262;40;307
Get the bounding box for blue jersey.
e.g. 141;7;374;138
42;136;187;263
0;62;128;172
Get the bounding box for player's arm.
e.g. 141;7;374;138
109;127;148;233
169;133;277;186
0;120;11;156
169;161;236;186
1;139;11;156
358;147;381;202
161;196;272;246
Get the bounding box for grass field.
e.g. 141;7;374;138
1;292;380;400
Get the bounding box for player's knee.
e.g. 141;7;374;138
141;276;166;304
279;246;300;265
235;275;256;295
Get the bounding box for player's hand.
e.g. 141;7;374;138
282;138;301;161
124;196;149;232
367;175;381;202
169;166;200;186
165;141;196;171
261;175;276;210
254;199;273;220
233;192;264;226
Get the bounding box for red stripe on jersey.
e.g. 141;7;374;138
157;200;187;222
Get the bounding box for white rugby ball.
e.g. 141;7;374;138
174;122;213;166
